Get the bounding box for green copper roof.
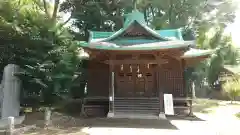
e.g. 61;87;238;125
78;10;214;58
94;10;175;42
89;10;184;42
156;29;183;40
79;41;213;58
79;41;194;51
89;28;184;42
109;39;160;45
123;10;146;27
81;10;207;54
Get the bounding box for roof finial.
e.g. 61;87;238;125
133;0;137;11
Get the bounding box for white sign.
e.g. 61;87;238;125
109;96;113;101
164;94;174;115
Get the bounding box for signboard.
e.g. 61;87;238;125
164;94;174;115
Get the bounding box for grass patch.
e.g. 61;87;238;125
235;112;240;119
193;99;220;113
193;99;220;107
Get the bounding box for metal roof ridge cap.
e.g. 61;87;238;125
100;20;135;42
137;21;170;41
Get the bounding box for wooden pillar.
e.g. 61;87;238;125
155;53;166;118
157;64;164;115
107;56;115;118
182;59;193;116
189;81;194;116
180;59;184;97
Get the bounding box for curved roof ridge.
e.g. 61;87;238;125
98;20;171;42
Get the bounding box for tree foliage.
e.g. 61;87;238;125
60;0;132;40
193;26;239;89
0;0;83;106
61;0;236;40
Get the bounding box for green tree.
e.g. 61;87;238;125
0;0;83;106
61;0;132;40
61;0;237;41
194;25;239;89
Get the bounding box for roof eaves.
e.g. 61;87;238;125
78;40;194;51
181;48;214;58
88;30;93;42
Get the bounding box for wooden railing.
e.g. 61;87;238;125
173;97;193;116
81;96;109;117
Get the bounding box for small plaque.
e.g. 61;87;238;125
164;94;174;115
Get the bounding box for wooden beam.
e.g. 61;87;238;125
104;60;168;65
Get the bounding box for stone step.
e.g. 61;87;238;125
113;113;159;119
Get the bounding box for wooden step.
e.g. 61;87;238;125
115;97;159;100
114;109;159;114
113;97;160;115
115;102;159;105
113;113;159;119
114;104;159;107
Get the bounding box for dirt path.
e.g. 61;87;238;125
194;105;240;135
83;105;240;135
22;101;240;135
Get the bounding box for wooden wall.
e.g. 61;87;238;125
87;60;109;97
86;53;186;98
159;57;185;97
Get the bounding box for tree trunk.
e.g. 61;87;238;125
52;0;60;21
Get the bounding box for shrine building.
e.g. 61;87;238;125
79;10;212;118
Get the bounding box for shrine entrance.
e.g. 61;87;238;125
115;63;157;97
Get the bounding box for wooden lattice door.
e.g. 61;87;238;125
115;64;157;97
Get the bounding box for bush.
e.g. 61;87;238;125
222;77;240;103
235;112;240;119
